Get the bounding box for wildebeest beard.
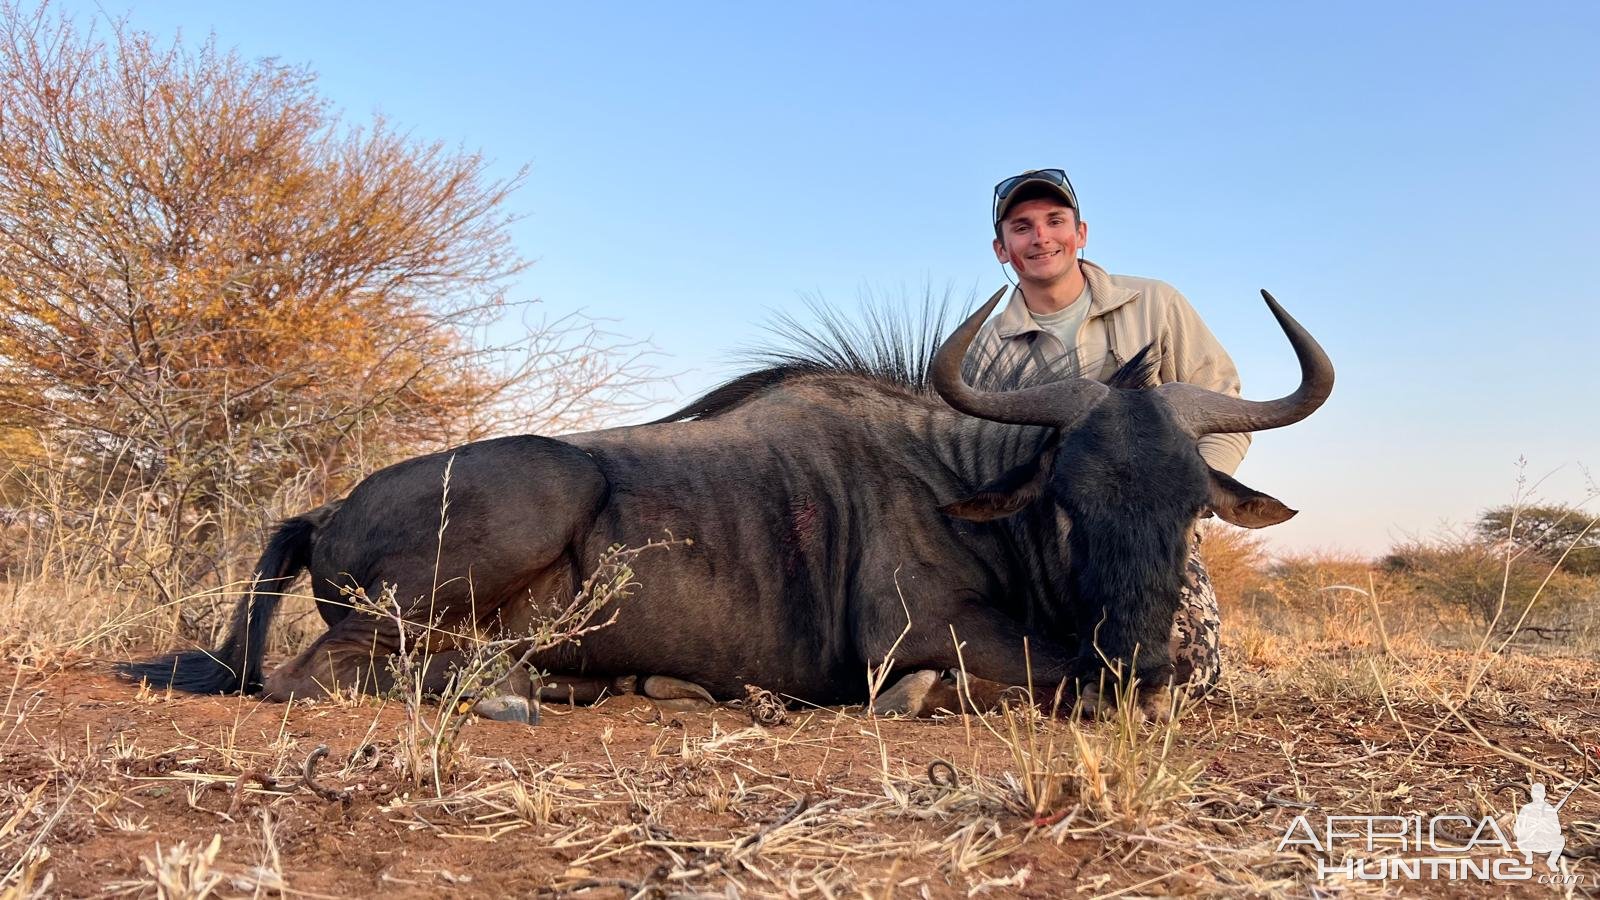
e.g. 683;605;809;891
119;288;1330;708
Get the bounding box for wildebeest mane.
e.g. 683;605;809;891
648;291;963;423
756;292;959;390
1105;344;1159;390
651;291;1158;423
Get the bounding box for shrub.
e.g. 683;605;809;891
0;2;657;653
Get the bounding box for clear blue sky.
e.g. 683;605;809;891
63;1;1600;554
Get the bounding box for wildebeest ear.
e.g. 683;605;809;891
941;435;1060;522
1207;468;1297;528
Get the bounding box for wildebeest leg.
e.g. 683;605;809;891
262;613;400;700
531;674;715;710
857;597;1080;715
873;670;1045;717
262;617;505;701
408;652;538;725
535;675;625;705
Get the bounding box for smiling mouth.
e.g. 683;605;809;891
1026;249;1062;261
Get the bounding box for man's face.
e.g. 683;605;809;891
993;199;1087;286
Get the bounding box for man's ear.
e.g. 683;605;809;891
993;237;1010;265
942;434;1059;522
1207;468;1296;528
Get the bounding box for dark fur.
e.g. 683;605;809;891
123;302;1281;703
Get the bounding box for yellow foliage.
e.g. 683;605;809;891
0;5;657;614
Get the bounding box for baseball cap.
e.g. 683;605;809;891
992;168;1080;230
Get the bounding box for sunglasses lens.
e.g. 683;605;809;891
1029;170;1067;191
994;175;1025;199
995;169;1069;201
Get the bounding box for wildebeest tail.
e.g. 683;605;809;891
117;504;337;694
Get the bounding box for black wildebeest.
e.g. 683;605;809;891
122;289;1332;711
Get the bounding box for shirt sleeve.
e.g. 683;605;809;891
1162;287;1250;476
1198;435;1247;476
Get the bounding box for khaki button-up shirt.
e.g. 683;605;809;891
964;258;1250;475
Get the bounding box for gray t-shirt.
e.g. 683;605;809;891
1028;284;1092;374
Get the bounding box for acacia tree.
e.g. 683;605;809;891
0;4;655;597
1475;503;1600;577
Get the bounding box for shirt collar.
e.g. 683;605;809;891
993;258;1141;339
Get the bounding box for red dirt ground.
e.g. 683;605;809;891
2;652;1597;898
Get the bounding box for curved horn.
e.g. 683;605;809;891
930;288;1109;427
1154;290;1334;436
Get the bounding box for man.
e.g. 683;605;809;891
971;167;1244;694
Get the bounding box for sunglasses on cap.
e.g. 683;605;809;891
992;168;1079;224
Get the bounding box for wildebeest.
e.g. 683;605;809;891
121;288;1332;712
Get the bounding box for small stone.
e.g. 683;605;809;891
472;694;537;726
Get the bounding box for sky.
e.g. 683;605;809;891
56;1;1600;554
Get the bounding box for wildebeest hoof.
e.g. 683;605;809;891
1137;688;1179;723
1077;682;1107;718
641;675;715;703
473;694;538;726
870;669;941;717
641;675;715;709
1077;681;1145;720
1076;683;1176;723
